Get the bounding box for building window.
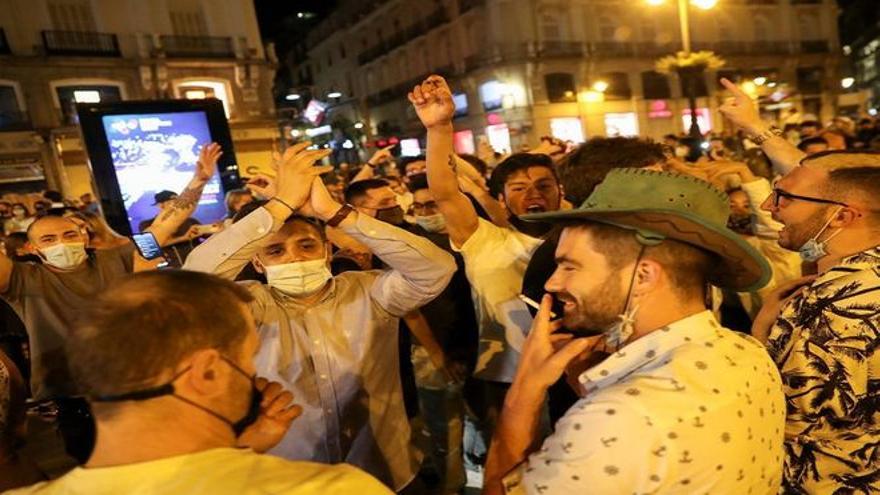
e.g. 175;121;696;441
545;73;577;103
0;82;28;131
480;80;505;111
170;6;208;36
641;71;670;99
55;85;122;124
641;20;657;43
598;17;616;41
48;0;96;32
540;11;562;41
797;67;824;95
679;71;708;98
175;79;233;116
754;16;770;41
603;72;632;99
550;117;585;143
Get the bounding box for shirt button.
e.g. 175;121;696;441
256;227;266;234
313;339;320;345
368;230;376;235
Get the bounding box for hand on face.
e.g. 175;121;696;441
236;377;302;453
408;75;455;130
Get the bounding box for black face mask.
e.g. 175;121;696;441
727;215;753;236
509;215;553;238
375;205;405;226
93;356;262;437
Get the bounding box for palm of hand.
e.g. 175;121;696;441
415;98;454;128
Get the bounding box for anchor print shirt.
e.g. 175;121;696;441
505;311;786;495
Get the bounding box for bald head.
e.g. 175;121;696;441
27;216;87;248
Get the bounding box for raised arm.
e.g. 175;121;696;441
183;142;332;278
350;144;394;183
409;76;480;248
719;78;805;175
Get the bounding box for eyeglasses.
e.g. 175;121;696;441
771;188;849;209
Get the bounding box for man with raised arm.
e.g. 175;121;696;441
183;142;456;491
408;77;563;440
0;142;223;463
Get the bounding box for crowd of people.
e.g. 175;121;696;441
0;73;878;495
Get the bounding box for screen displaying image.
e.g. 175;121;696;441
101;111;226;233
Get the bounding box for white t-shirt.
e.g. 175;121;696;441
5;448;392;495
453;218;542;383
503;311;786;494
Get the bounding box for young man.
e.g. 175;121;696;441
722;79;880;493
184;142;456;491
138;190;204;266
0;143;222;463
7;270;391;495
409;75;561;414
483;169;785;494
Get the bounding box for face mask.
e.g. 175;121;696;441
264;258;332;296
415;213;446;233
727;215;753;235
12;210;25;219
39;242;87;270
798;207;844;263
92;356;262;437
375;205;405;225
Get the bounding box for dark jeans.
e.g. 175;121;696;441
55;397;95;464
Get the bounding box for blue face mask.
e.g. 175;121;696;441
798;207;843;263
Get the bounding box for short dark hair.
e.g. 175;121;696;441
232;199;327;242
344;178;390;205
397;155;426;176
487;153;557;198
797;136;829;152
567;221;714;299
558;137;666;204
407;173;429;193
800;120;821;129
458;154;488;176
68;271;255;400
224;188;253;214
43;190;63;203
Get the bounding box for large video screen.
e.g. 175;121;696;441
100;111;226;233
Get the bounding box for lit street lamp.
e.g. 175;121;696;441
648;0;719;138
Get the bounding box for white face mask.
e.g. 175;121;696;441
264;258;332;296
798;207;844;263
415;213;447;233
40;242;87;270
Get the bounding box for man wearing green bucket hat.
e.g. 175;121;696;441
483;168;786;494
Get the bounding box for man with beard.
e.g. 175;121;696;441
481;168;785;494
409;76;562;439
722;79;880;494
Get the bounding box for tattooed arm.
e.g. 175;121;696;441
409;76;480;247
145;143;222;247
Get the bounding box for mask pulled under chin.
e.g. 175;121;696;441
265;259;332;296
40;242;88;270
798;208;844;263
509;215;553;238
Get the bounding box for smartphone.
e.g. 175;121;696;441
131;232;165;260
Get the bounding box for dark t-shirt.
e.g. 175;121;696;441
138;217;201;267
2;245;135;399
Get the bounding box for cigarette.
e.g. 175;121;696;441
518;294;558;319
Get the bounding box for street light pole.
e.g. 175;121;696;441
677;0;691;54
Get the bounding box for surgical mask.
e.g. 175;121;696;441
415;213;446;233
264;258;332;296
39;242;87;270
798;207;843;263
12;209;25;218
92;356;262;437
375;205;405;225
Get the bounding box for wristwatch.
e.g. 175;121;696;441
326;203;355;227
749;126;783;145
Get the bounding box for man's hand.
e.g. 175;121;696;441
531;136;567;162
367;144;395;167
300;177;343;222
246;174;277;199
194;142;223;184
274;142;333;212
719;78;766;136
752;275;816;343
408;75;455;130
513;295;599;391
236;378;302;453
704;160;759;189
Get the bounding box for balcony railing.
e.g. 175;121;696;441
159;35;234;58
0;28;10;55
358;8;449;66
537;41;584;58
0;110;32;132
41;30;120;57
800;40;830;53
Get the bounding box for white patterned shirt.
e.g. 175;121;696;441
504;311;786;494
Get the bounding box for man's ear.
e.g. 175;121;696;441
181;349;227;398
252;255;265;274
24;241;40;256
632;259;662;298
834;207;861;227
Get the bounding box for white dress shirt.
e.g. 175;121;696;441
184;208;456;490
504;311;786;494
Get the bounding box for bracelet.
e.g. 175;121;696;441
326;203;355;227
749;126;783;145
270;197;296;213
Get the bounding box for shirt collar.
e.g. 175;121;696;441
815;245;880;286
577;310;723;393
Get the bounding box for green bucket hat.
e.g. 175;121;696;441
522;168;771;292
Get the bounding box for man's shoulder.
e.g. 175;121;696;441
458;218;541;258
227;451;392;493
